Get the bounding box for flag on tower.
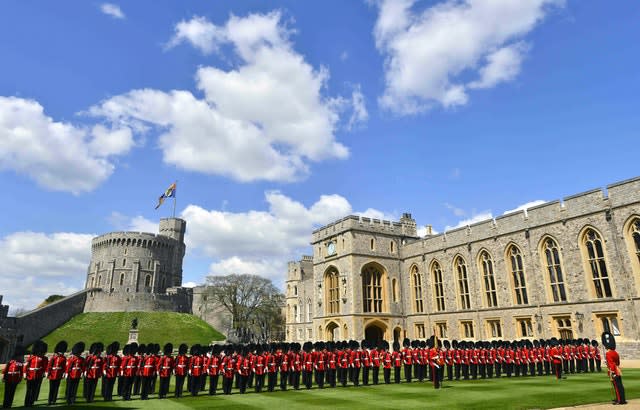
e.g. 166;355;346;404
155;182;176;209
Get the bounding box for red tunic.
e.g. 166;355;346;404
402;348;413;365
122;355;139;377
104;355;121;379
606;350;621;377
314;351;326;371
222;356;235;378
279;352;290;372
382;352;392;369
47;354;66;380
85;356;105;379
65;355;86;380
351;350;362;369
253;354;266;375
303;352;314;372
2;359;24;383
237;356;250;377
158;356;175;378
23;355;48;381
174;355;189;377
189;355;204;377
265;353;277;373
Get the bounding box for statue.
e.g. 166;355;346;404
131;318;138;329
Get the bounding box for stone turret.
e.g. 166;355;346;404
400;212;417;237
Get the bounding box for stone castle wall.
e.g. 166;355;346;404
84;218;187;313
286;176;640;358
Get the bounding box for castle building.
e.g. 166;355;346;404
285;176;640;358
83;218;192;312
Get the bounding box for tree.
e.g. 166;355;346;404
205;274;284;343
37;294;65;308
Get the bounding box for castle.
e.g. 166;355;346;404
83;217;192;312
285;176;640;358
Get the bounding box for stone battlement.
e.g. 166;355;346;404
313;214;418;243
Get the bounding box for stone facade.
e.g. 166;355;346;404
0;295;16;363
286;176;640;358
83;218;191;313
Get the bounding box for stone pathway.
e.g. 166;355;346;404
551;399;639;410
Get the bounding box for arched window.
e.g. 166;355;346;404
630;219;640;264
307;300;312;322
294;305;299;323
541;237;567;302
119;273;125;286
432;261;445;312
411;266;423;313
479;250;498;307
624;217;640;285
362;264;384;313
507;245;528;305
455;256;471;310
145;274;152;287
325;268;340;315
582;228;612;298
122;258;126;267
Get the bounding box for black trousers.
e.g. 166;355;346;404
140;376;154;400
280;370;289;390
505;363;512;377
479;364;486;379
267;372;277;391
362;366;369;385
403;364;412;382
394;367;401;383
174;375;186;398
338;368;347;386
255;374;265;392
65;378;81;405
446;364;453;380
24;379;41;407
487;364;494;378
291;371;301;390
3;381;18;409
554;362;562;379
372;367;379;385
48;379;62;404
208;375;219;395
222;376;233;394
327;369;336;387
462;364;469;379
117;376;124;396
351;367;360;386
563;359;569;373
589;358;595;372
431;366;440;389
529;362;536;376
302;370;312;389
544;361;550;375
103;377;116;401
238;375;248;394
454;364;461;380
612;376;626;404
414;363;422;382
190;375;203;396
470;363;477;379
383;368;391;384
86;378;100;402
122;376;134;400
314;370;325;388
495;362;502;378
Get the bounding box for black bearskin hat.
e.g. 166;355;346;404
137;343;146;355
54;340;68;354
179;343;188;355
601;332;615;350
32;340;48;356
13;345;26;360
72;341;85;356
393;341;400;352
164;343;173;356
591;339;598;347
402;338;410;348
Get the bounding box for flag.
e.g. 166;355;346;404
155;182;176;209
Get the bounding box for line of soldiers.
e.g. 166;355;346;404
1;336;603;408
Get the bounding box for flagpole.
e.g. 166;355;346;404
172;180;177;218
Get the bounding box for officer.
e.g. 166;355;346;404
603;331;626;405
2;345;25;409
549;338;563;380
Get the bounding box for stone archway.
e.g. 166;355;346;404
326;322;339;341
364;322;387;346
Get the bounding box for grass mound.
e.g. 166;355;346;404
41;311;225;349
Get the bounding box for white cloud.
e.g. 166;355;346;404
444;202;466;218
100;3;125;19
92;12;359;182
445;211;493;231
182;281;198;288
0;231;93;311
347;86;368;130
373;0;564;113
503;199;546;215
0;96;133;194
166;16;224;54
355;208;397;221
208;257;286;282
340;51;349;61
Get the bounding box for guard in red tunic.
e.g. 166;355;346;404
156;343;174;399
85;342;105;403
301;341;313;389
401;338;412;383
603;331;626;405
253;344;267;392
290;343;303;390
173;343;189;398
121;344;138;400
337;341;349;386
371;341;381;385
46;341;67;405
189;345;205;396
392;341;402;383
2;346;25;409
411;340;421;382
549;338;563;380
592;339;602;372
22;340;48;407
103;342;120;401
381;341;392;384
132;343;146;396
236;345;251;394
360;340;371;385
279;343;290;391
486;341;496;379
64;342;85;405
219;345;233;395
326;342;337;387
265;343;278;392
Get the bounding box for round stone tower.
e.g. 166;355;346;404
83;218;189;312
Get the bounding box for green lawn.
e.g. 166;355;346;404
40;312;225;348
1;370;638;409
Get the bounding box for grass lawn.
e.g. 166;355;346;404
40;312;225;348
1;370;638;409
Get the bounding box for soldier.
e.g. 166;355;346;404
428;337;442;389
157;343;174;399
504;342;514;377
265;343;278;392
312;342;325;388
46;341;67;405
2;345;25;409
189;345;205;396
350;340;362;386
338;341;349;387
85;342;105;403
603;331;626;405
301;341;313;389
392;341;402;384
361;340;371;386
527;340;536;377
549;338;563;380
253;344;266;392
401;338;412;383
133;343;146;396
543;339;552;376
470;342;479;379
478;341;486;379
371;341;381;385
64;341;86;405
495;341;504;378
220;345;235;395
246;344;255;389
443;340;453;381
290;343;302;390
592;339;602;372
103;342;120;401
23;340;48;407
326;342;338;388
205;344;219;395
173;343;189;398
486;341;496;379
279;343;290;391
411;340;421;382
381;341;392;384
120;344;135;400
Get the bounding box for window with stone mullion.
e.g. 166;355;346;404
480;252;498;308
456;257;471;310
544;238;567;302
432;263;446;312
584;230;612;298
509;246;528;305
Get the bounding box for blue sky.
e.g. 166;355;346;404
1;1;638;312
